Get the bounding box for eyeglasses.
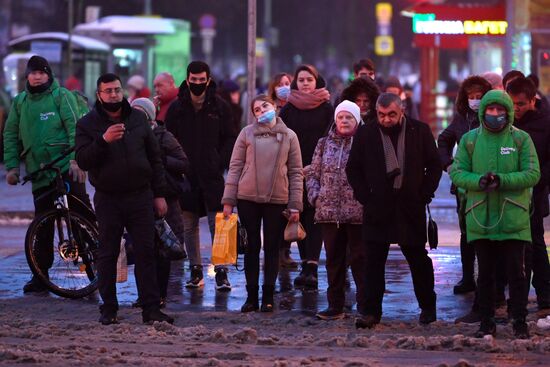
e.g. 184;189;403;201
98;87;123;95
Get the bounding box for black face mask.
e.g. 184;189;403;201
100;98;123;112
188;82;207;96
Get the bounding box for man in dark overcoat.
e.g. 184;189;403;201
346;93;442;329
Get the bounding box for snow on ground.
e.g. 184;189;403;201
1;297;549;366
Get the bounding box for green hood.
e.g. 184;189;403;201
478;90;514;130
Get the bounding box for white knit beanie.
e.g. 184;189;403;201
131;98;156;122
334;100;361;124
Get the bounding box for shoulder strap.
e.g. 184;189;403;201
15;91;27;116
465;130;479;156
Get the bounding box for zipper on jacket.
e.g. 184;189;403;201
335;137;347;228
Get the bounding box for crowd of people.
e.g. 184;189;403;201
2;55;549;339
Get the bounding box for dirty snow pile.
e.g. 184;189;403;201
1;298;549;366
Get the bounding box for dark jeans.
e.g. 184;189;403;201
321;224;366;313
94;189;159;311
364;241;436;317
32;174;92;273
288;206;323;262
525;214;550;304
473;239;527;320
237;200;287;287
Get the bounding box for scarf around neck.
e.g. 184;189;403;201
287;88;330;110
379;118;406;189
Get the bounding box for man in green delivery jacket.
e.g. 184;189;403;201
450;90;540;339
3;55;91;293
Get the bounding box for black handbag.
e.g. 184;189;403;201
426;205;438;250
234;220;248;271
155;218;187;261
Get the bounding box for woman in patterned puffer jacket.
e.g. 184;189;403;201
305;100;366;321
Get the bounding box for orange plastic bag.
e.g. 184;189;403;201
211;213;238;265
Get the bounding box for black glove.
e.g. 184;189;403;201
487;174;500;192
479;172;500;192
479;174;490;191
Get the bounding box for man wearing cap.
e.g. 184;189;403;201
450;90;539;339
346;93;442;329
3;55;90;293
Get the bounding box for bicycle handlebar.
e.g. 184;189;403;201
22;146;75;185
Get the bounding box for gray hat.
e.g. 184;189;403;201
131;97;156;122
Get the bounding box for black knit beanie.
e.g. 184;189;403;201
25;56;53;78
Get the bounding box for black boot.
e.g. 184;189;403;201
513;318;530;339
474;318;496;338
294;261;309;288
241;285;259;312
261;285;275;312
304;262;318;290
453;278;476;294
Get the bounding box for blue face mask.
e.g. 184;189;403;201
275;86;291;100
484;113;507;132
258;110;276;124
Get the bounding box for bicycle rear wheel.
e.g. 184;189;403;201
25;209;99;298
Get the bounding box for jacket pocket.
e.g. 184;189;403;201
238;164;249;184
501;194;530;233
464;196;488;235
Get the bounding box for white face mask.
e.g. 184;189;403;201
468;99;481;111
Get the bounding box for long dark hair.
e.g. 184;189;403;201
455;76;492;117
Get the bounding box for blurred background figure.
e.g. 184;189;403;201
267;72;293;113
482;72;503;90
526;73;550;113
383;76;419;120
352;58;376;81
153;72;179;124
218;79;243;133
127;74;151;103
340;76;380;124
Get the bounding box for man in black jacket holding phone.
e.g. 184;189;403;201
75;73;173;325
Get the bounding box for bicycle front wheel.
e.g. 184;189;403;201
25;209;99;298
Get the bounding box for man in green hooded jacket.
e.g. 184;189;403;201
3;56;90;293
450;90;540;339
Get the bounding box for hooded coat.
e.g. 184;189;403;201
165;80;237;213
450;90;540;243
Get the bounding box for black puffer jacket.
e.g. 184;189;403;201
75;99;166;197
165;80;236;213
437;111;479;170
514;109;550;217
154;124;190;198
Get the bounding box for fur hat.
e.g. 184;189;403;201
131;98;156;122
25;55;52;78
335;100;361;124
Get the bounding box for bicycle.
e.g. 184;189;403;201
22;146;99;298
